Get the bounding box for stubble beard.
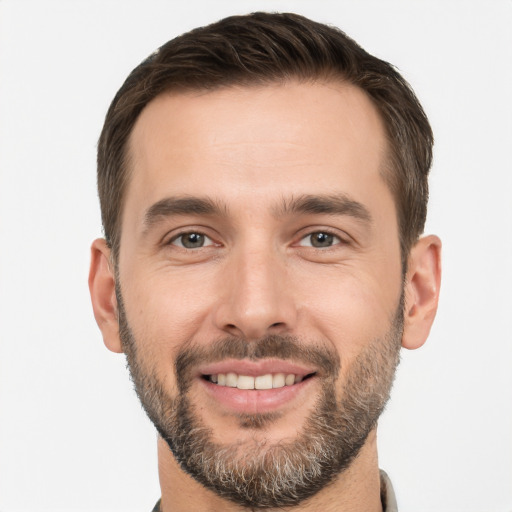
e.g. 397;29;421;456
117;286;403;509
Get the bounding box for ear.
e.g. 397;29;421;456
88;238;123;353
402;235;442;350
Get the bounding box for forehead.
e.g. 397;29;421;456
124;81;391;222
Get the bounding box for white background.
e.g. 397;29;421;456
0;1;511;511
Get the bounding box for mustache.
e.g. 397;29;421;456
175;335;340;389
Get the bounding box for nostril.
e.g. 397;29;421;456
220;320;290;340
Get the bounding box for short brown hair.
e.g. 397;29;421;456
97;12;433;265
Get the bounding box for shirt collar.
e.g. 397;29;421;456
380;469;398;512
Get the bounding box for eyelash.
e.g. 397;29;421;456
168;231;216;249
166;229;348;250
296;229;345;249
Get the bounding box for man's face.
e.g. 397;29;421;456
116;82;404;506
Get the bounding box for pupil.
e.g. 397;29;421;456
183;233;204;248
312;232;333;247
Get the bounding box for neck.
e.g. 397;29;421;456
157;429;383;512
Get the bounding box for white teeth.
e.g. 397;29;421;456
285;374;295;386
211;372;308;389
237;375;255;390
272;373;285;388
255;374;273;390
226;372;237;387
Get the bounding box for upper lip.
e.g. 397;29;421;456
197;358;317;378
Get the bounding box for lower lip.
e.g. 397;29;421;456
199;377;314;414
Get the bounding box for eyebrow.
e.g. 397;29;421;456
143;196;225;232
142;192;372;233
275;194;372;223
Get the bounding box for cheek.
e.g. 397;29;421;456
121;268;217;354
297;262;402;358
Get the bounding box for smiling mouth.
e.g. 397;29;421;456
203;372;316;390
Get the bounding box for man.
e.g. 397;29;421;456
89;12;441;512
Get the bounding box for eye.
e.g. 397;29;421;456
298;231;341;248
170;232;214;249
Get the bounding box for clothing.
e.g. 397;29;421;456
152;469;397;511
380;469;398;512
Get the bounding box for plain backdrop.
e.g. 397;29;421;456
0;1;511;511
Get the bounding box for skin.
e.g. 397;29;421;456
89;81;441;511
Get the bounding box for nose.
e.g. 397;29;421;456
213;244;298;340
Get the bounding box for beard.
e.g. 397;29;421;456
117;286;403;509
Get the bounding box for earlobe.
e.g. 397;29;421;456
88;238;123;353
402;235;442;350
